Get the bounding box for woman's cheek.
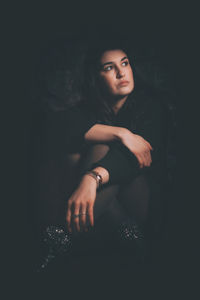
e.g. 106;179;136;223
131;78;134;91
104;77;115;92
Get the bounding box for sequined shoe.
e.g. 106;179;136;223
36;225;72;272
116;220;146;262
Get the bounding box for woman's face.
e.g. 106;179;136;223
99;49;134;98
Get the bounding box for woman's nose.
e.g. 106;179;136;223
116;67;125;78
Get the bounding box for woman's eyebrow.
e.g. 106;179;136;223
102;56;128;67
121;56;128;61
102;61;114;67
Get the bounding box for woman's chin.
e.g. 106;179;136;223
117;90;133;97
117;86;134;95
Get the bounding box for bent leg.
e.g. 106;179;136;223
118;174;150;227
118;172;165;238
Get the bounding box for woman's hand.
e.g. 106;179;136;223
119;128;153;168
66;174;97;233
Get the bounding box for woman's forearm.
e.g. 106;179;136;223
84;124;126;143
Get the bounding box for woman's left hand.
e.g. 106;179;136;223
66;175;97;233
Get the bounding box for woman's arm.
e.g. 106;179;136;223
84;124;122;143
66;166;109;232
85;124;152;168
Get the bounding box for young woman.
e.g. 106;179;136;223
37;39;167;270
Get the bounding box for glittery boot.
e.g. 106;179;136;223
37;225;72;272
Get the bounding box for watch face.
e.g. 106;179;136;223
96;174;102;185
85;170;102;187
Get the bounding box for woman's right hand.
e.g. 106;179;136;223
119;128;153;168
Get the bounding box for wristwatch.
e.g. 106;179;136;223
85;170;103;189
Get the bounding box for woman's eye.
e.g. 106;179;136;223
104;65;112;71
122;61;129;67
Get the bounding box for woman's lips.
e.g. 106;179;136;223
118;80;129;86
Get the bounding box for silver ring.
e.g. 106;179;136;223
73;214;81;218
73;212;88;219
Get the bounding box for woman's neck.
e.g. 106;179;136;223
112;95;128;115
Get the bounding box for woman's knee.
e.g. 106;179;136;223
65;153;82;168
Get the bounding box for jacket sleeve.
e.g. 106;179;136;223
90;97;167;185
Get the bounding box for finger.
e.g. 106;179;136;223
145;151;152;166
66;201;72;232
148;152;152;165
141;153;148;167
147;150;152;163
135;154;142;168
146;141;153;150
73;204;81;232
149;143;153;150
145;153;151;166
80;204;87;231
137;154;144;168
88;203;94;227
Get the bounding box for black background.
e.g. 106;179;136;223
4;1;198;298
